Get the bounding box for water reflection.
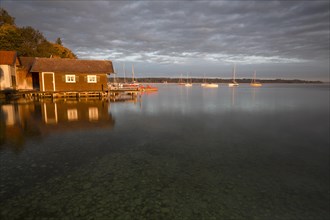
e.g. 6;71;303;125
0;99;122;152
0;84;329;219
230;87;236;106
0;102;42;152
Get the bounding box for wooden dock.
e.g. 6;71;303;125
1;88;141;102
17;91;108;100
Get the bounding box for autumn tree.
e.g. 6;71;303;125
0;8;77;58
0;8;15;26
0;24;22;51
55;37;62;45
18;26;48;56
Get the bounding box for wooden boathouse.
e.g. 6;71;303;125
0;51;19;90
1;53;143;100
30;58;114;93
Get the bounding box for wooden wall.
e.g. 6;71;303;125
38;72;108;92
16;69;33;90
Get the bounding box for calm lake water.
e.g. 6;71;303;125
0;84;329;219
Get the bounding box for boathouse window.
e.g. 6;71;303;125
89;107;99;121
65;75;76;83
67;109;78;121
87;75;97;83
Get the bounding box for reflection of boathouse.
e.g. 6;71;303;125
0;102;42;151
41;100;114;127
0;100;114;152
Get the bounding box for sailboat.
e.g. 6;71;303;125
250;70;262;87
228;64;239;87
204;83;218;88
115;63;126;88
201;73;218;88
123;64;139;88
108;66;119;89
178;74;185;85
185;74;193;87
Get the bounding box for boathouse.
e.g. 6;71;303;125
16;57;35;90
30;58;114;92
0;51;19;90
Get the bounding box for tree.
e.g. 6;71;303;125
55;37;62;45
0;24;22;51
18;26;49;56
52;43;77;59
0;9;77;59
0;8;15;26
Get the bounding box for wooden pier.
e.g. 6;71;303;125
18;91;109;100
1;88;141;102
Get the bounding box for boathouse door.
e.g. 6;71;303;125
42;72;55;91
42;103;58;124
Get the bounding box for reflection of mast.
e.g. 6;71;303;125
231;87;236;106
252;87;256;103
139;93;142;110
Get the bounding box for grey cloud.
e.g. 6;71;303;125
2;0;329;80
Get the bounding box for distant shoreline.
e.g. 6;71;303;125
110;77;324;84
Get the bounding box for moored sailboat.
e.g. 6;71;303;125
178;74;185;85
203;83;218;88
139;84;158;92
185;74;193;87
123;64;139;88
201;73;218;88
228;64;239;87
250;70;262;87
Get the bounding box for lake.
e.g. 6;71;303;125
0;84;329;219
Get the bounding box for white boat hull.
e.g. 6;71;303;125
250;83;262;87
228;83;239;87
202;83;218;88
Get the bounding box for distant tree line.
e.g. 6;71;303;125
0;8;76;58
110;77;323;84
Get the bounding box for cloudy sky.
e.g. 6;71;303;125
2;0;329;80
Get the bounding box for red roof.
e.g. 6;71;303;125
18;57;35;70
30;58;114;74
0;51;17;65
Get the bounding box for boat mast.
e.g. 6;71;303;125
132;64;135;82
233;64;236;82
123;63;126;83
113;66;117;83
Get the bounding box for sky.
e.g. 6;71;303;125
1;0;329;81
